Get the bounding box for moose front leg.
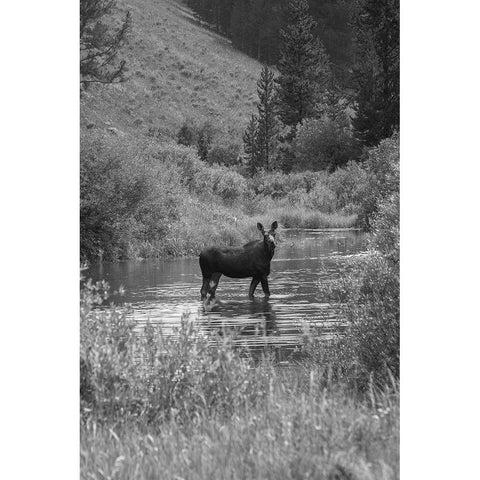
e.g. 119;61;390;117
208;272;222;299
201;276;210;300
260;275;270;298
249;277;260;298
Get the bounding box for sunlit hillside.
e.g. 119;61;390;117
80;0;263;142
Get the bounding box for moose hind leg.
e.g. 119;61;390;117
249;277;260;298
260;276;270;298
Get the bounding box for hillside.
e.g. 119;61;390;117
80;0;263;142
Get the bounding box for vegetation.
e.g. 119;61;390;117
80;132;265;261
80;0;132;86
81;275;399;479
80;0;399;262
293;116;358;172
81;127;402;262
81;0;264;141
81;129;398;262
352;0;400;145
254;65;279;171
275;0;330;129
305;134;400;391
185;0;355;86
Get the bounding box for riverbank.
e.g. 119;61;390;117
106;210;360;262
80;133;369;263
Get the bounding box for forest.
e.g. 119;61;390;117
186;0;356;85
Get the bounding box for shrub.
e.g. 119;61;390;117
359;133;400;228
206;140;241;167
176;120;217;161
210;166;247;203
80;132;183;261
293;117;358;172
176;119;197;146
80;277;267;424
371;192;400;265
327;161;369;212
249;170;323;198
168;142;247;204
197;122;216;161
305;181;338;213
308;136;400;391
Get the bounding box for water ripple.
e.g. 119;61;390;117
85;229;367;355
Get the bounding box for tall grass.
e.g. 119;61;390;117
270;206;358;229
81;374;398;480
81;277;399;479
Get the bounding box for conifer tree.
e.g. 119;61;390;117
243;114;260;175
256;65;279;171
275;0;331;128
352;0;399;146
80;0;131;87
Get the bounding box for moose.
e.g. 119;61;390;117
199;221;278;301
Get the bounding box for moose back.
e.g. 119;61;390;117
199;221;278;300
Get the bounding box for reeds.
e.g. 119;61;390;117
271;206;358;229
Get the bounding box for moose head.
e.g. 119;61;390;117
257;221;278;257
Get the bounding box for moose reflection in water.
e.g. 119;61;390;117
202;297;278;338
199;221;278;302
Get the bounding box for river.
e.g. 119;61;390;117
85;229;367;359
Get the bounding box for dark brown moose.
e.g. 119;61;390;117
199;221;278;301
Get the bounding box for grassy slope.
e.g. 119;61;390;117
81;0;262;142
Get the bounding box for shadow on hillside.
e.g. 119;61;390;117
172;1;235;48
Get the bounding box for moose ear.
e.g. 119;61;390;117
257;222;264;232
271;221;278;231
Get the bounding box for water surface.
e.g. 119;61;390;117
86;229;367;359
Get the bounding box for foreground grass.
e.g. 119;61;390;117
81;366;399;480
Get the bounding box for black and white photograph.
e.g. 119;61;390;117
79;1;399;478
12;1;480;479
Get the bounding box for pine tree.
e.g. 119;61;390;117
275;0;331;128
80;0;131;87
243;114;260;175
256;65;279;170
352;0;399;146
315;77;349;123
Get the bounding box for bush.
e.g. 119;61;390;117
305;181;338;213
327;161;369;212
176;119;197;146
307;136;400;391
293;117;358;172
249;170;322;199
359;133;400;228
80;277;267;424
371;192;400;265
206;140;241;167
80;132;183;261
176;119;217;161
